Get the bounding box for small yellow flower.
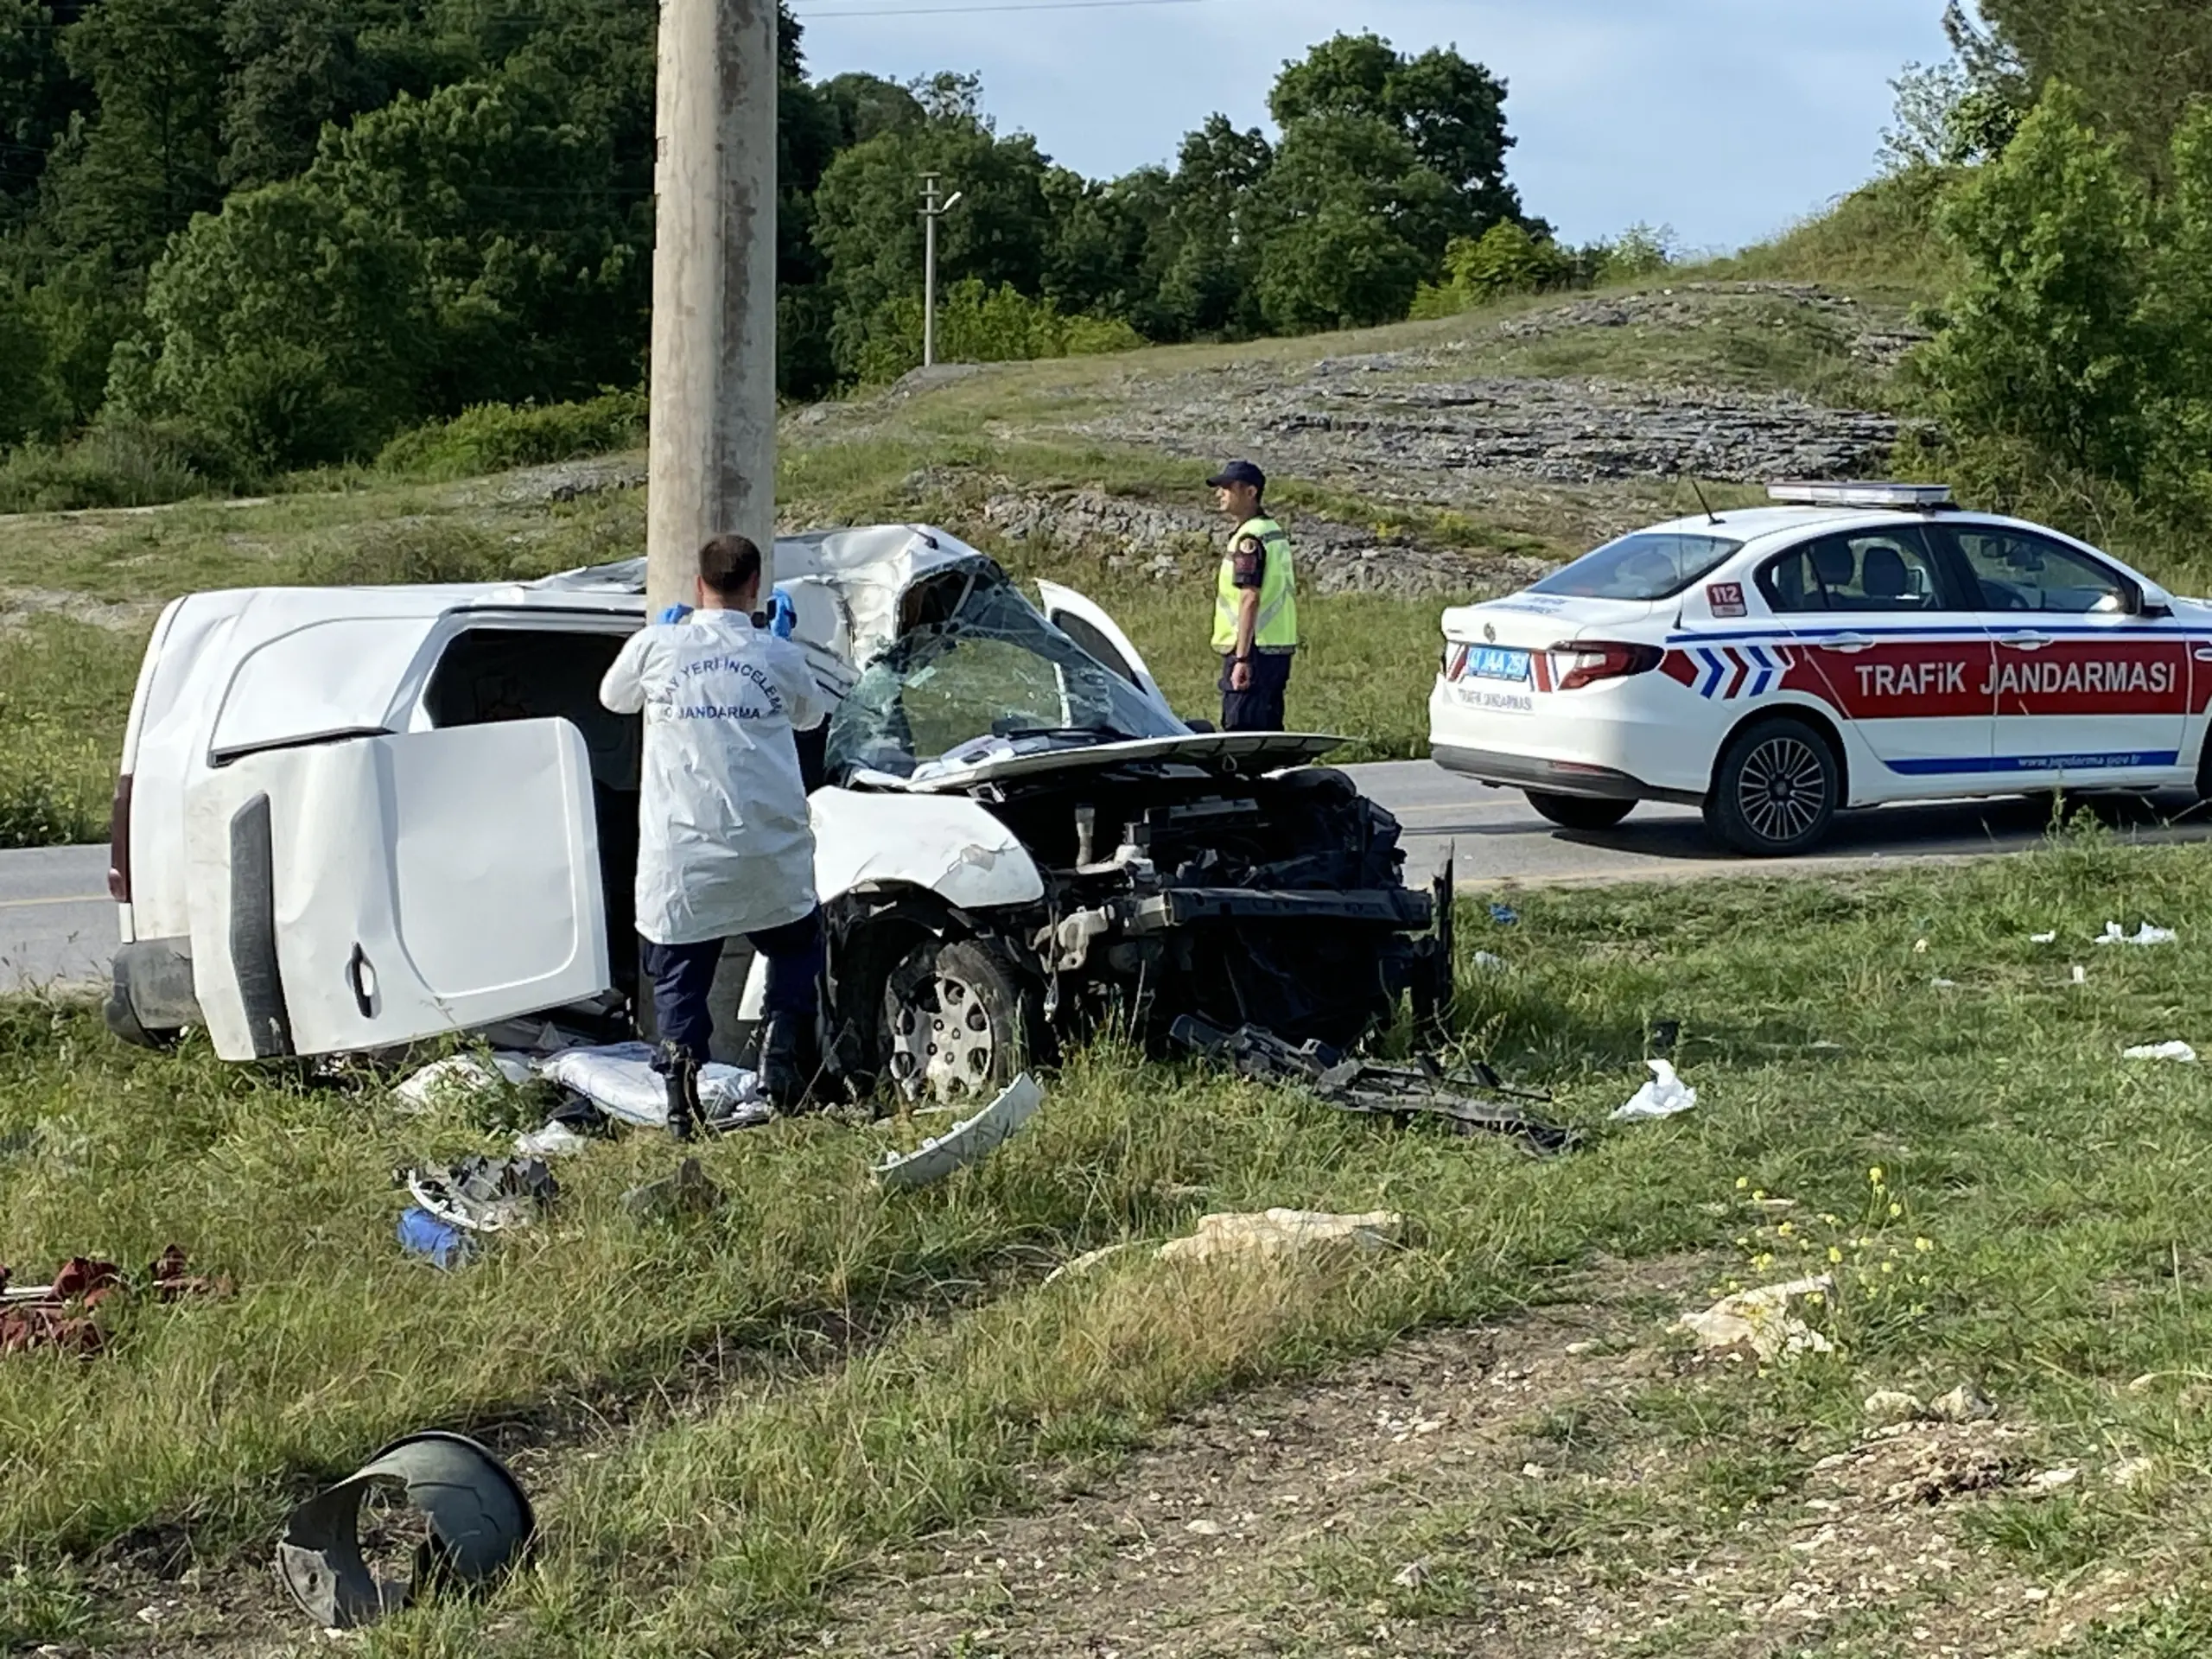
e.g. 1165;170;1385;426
1736;1176;1751;1190
1881;1260;1897;1274
1869;1166;1885;1185
1777;1221;1795;1236
1752;1189;1766;1202
1821;1213;1841;1227
1828;1246;1844;1264
1915;1237;1933;1254
1889;1203;1904;1218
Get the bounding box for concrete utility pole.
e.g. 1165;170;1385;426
645;0;778;614
919;173;963;369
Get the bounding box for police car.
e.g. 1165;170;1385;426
1427;481;2212;855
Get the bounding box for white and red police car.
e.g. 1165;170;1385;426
1428;481;2212;855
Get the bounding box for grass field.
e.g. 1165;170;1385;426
10;825;2212;1652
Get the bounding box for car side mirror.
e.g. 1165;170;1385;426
2138;580;2176;620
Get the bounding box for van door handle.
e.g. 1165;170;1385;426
1999;632;2052;651
2192;648;2212;664
346;944;375;1018
1818;633;1874;653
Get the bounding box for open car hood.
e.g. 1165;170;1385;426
862;731;1348;792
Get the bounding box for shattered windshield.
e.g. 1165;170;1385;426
825;576;1184;780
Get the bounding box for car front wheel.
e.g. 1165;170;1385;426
1524;791;1636;832
880;937;1042;1104
1704;717;1840;855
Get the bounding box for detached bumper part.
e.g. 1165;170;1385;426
105;938;201;1046
874;1072;1043;1190
276;1431;533;1629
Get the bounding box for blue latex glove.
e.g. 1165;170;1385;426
656;603;694;626
766;586;798;639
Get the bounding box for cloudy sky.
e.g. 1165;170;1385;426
790;0;1953;252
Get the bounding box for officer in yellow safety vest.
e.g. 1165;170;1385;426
1207;459;1299;731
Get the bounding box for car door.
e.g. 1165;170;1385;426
1757;524;1996;795
1929;523;2191;784
185;718;610;1061
1035;580;1172;713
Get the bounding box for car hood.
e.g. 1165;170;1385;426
859;731;1347;792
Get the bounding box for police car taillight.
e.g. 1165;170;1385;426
1551;641;1662;691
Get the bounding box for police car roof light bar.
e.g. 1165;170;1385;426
1767;480;1955;511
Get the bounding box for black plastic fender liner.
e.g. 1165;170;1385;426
276;1431;534;1628
226;792;296;1059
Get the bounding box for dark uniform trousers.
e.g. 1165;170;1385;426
1218;650;1293;732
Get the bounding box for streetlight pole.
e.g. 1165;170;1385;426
919;174;963;370
645;0;778;614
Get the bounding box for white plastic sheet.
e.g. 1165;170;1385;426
393;1053;536;1112
2124;1041;2199;1064
1611;1058;1698;1122
538;1042;768;1129
2096;921;2177;947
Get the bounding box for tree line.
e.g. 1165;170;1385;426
0;4;1650;476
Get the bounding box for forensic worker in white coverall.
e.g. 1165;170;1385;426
599;533;830;1131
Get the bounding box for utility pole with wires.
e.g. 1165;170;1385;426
919;172;963;369
645;0;777;614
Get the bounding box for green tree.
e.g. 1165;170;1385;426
120;180;429;464
1254;111;1451;332
217;0;449;190
1143;115;1270;339
0;0;79;209
1917;85;2154;480
1969;0;2211;167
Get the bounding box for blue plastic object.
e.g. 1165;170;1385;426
766;586;798;639
1488;903;1520;926
397;1206;475;1269
656;603;695;626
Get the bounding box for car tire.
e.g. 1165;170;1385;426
880;937;1042;1104
1524;791;1636;832
1703;716;1840;856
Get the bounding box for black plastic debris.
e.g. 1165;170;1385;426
1172;1016;1579;1155
402;1156;559;1234
276;1431;533;1628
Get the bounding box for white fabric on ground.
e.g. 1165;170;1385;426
539;1041;768;1128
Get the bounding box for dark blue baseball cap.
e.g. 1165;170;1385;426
1207;459;1266;492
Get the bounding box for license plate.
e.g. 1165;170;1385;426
1464;646;1531;683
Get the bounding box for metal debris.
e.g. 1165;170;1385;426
276;1431;533;1628
874;1073;1043;1190
1171;1017;1576;1154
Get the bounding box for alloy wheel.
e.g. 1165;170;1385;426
1735;734;1827;845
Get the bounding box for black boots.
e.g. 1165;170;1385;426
658;1040;702;1141
760;1013;814;1115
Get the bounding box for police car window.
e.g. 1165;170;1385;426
1761;531;1947;613
1939;527;2133;615
1528;532;1742;601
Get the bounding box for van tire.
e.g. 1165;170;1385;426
880;938;1042;1105
1525;791;1636;832
1703;716;1840;856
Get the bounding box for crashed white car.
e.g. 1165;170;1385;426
105;526;1444;1098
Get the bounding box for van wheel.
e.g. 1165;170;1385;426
1525;791;1636;831
880;938;1041;1104
1704;717;1839;855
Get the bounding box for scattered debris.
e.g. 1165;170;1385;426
0;1249;226;1356
1488;904;1520;926
1173;1016;1576;1154
513;1119;591;1159
1929;1380;1998;1424
1157;1208;1403;1264
540;1042;768;1131
2109;1455;2159;1489
2124;1040;2198;1064
2031;931;2057;944
623;1157;727;1220
2072;964;2088;984
1042;1241;1145;1285
2023;1465;2081;1496
1391;1560;1432;1590
1648;1018;1681;1058
1611;1058;1697;1122
404;1156;558;1234
1930;976;1959;989
874;1073;1044;1190
2096;921;2177;947
392;1053;537;1112
1184;1518;1221;1537
1471;950;1509;973
1674;1274;1835;1362
276;1431;533;1629
1863;1389;1926;1427
396;1208;476;1270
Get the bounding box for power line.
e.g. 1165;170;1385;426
793;0;1210;18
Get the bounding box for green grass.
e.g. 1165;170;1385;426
11;825;2212;1648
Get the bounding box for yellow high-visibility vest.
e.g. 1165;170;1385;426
1212;516;1299;652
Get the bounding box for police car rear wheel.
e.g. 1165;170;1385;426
1704;717;1839;856
1524;791;1637;832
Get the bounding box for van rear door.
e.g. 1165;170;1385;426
184;718;608;1060
1036;581;1171;713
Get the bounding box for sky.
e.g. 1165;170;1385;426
788;0;1955;253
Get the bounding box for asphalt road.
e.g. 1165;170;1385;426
11;764;2212;997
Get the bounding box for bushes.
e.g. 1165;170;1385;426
840;278;1142;385
0;419;257;513
1408;220;1675;319
375;390;647;480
